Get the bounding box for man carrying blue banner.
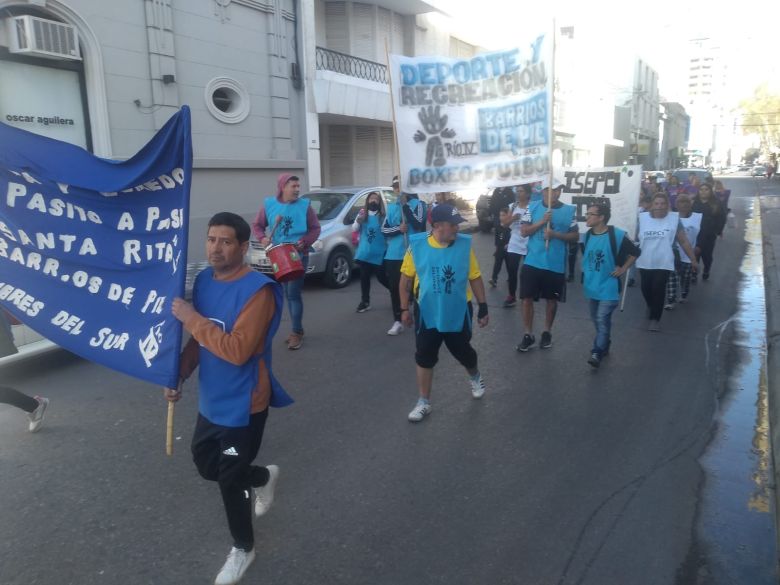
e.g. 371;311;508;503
399;204;488;423
165;212;293;585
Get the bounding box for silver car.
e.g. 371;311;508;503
248;186;398;288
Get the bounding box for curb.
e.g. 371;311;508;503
760;195;780;557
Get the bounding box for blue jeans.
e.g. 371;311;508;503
588;299;618;355
283;255;308;334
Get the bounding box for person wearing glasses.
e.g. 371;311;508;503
580;204;639;368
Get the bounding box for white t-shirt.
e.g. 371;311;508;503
507;202;529;254
635;212;679;271
675;213;702;263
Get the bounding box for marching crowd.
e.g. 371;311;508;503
165;170;729;584
1;170;730;585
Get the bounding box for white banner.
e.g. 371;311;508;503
390;34;553;194
558;165;642;238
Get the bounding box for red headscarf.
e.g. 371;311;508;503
277;173;295;197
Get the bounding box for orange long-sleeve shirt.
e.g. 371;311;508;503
179;265;275;413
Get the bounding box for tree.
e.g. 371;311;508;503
739;85;780;155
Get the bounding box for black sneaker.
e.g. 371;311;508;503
516;334;535;352
540;331;553;349
587;352;601;368
356;301;370;313
702;271;710;281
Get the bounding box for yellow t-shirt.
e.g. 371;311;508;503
400;235;481;301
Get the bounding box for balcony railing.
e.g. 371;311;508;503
315;46;388;84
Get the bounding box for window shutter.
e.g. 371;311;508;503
329;125;353;185
354;126;378;185
325;2;349;54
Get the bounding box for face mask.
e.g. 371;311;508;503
368;202;380;212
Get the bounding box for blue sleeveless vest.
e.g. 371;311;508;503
264;196;310;244
583;227;625;301
355;213;387;265
193;267;293;427
525;201;576;274
410;232;471;333
384;199;425;260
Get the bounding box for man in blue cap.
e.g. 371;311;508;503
399;204;489;422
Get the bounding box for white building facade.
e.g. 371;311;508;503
0;0;309;267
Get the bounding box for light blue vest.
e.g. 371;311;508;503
193;268;293;427
525;201;576;274
410;232;471;333
583;227;625;301
384;198;425;260
355;213;387;265
265;196;310;244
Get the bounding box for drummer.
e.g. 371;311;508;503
252;174;321;350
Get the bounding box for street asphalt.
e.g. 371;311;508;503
1;175;777;585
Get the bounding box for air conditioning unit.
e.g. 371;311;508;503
6;15;81;61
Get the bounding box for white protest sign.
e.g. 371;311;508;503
390;33;553;194
558;165;642;237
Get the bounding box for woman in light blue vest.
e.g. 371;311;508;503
352;192;389;313
381;185;427;336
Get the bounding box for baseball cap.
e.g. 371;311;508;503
430;204;465;225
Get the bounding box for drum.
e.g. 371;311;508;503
266;243;304;282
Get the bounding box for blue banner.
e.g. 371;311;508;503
0;107;192;388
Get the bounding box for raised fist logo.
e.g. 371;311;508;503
280;216;294;237
593;250;605;272
442;264;455;294
367;227;376;244
413;106;456;167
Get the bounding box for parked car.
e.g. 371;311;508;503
671;168;713;185
752;165;768;177
476;192;493;232
248;186;398;288
645;171;667;184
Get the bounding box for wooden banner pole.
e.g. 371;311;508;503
546;19;557;251
165;379;181;456
385;38;408;248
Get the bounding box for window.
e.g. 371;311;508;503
204;77;250;124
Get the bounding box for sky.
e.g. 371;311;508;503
431;0;779;109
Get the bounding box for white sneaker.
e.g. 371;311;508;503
387;321;404;335
28;397;49;433
470;374;485;399
214;547;255;585
408;399;431;422
254;464;279;517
